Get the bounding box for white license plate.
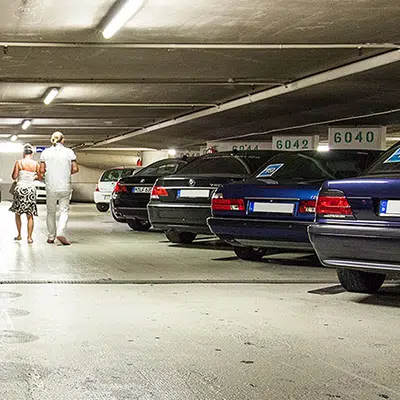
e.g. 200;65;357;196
178;189;210;198
250;201;294;214
133;186;152;194
380;200;400;216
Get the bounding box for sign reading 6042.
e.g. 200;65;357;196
272;136;317;151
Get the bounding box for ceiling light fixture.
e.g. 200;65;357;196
10;135;18;142
102;0;145;39
22;119;32;130
43;87;60;105
317;144;330;152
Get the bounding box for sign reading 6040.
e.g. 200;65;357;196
328;127;386;150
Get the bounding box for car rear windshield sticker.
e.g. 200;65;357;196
257;163;284;178
384;148;400;163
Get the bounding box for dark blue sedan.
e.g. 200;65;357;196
208;150;382;261
309;143;400;294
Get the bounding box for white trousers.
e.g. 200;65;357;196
46;190;71;240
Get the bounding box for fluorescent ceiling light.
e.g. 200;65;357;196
317;144;330;152
102;0;145;39
10;135;18;142
22;119;32;130
44;88;60;105
0;142;23;153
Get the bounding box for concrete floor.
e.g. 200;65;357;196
1;203;400;399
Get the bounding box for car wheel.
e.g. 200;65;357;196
110;201;126;223
233;246;266;261
337;268;386;294
96;203;110;212
165;230;197;244
127;218;151;231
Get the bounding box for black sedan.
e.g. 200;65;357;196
111;156;194;230
147;150;278;243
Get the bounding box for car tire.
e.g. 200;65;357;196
165;230;197;244
233;246;267;261
127;218;151;231
96;203;110;212
110;201;126;223
337;268;386;294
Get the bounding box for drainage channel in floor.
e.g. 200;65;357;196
0;279;339;285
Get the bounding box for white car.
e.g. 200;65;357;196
34;180;47;203
94;167;140;212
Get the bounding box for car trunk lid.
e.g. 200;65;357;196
154;174;247;204
219;182;320;220
325;177;400;222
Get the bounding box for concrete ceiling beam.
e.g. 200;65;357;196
90;50;400;148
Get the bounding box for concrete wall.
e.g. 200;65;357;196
142;150;169;165
0;149;173;203
0;152;104;203
0;153;21;202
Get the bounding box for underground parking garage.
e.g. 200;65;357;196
0;1;400;399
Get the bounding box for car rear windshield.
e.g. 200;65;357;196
253;151;378;183
176;152;276;176
363;144;400;176
101;168;135;182
135;160;185;177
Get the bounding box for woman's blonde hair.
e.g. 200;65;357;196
51;131;64;146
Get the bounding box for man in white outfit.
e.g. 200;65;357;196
40;132;79;245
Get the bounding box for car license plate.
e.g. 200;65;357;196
380;200;400;216
133;186;152;194
104;195;110;201
249;201;294;214
178;189;210;198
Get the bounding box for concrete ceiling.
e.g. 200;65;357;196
0;0;398;149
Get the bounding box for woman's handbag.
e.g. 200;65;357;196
9;181;17;195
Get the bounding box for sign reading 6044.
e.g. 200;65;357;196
328;127;386;150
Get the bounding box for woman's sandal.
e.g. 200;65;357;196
27;238;33;244
14;236;22;241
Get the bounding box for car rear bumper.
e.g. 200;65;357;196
148;203;212;234
94;192;111;204
114;207;148;221
207;217;312;250
308;223;400;272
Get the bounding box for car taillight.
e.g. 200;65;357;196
298;200;316;214
316;191;353;216
95;184;100;192
114;182;127;193
151;186;168;199
211;194;245;211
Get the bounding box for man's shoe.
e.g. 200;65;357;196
47;239;55;244
57;236;71;246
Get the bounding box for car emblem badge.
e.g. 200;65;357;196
189;179;196;187
140;178;145;183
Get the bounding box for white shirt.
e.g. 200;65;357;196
40;144;76;192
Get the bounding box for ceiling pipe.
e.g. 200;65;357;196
0;125;144;130
89;49;400;148
0;41;398;49
0;101;217;108
0;78;284;86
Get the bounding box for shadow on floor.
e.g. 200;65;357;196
356;285;400;308
166;238;232;251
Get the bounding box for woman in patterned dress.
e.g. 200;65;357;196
9;144;42;243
